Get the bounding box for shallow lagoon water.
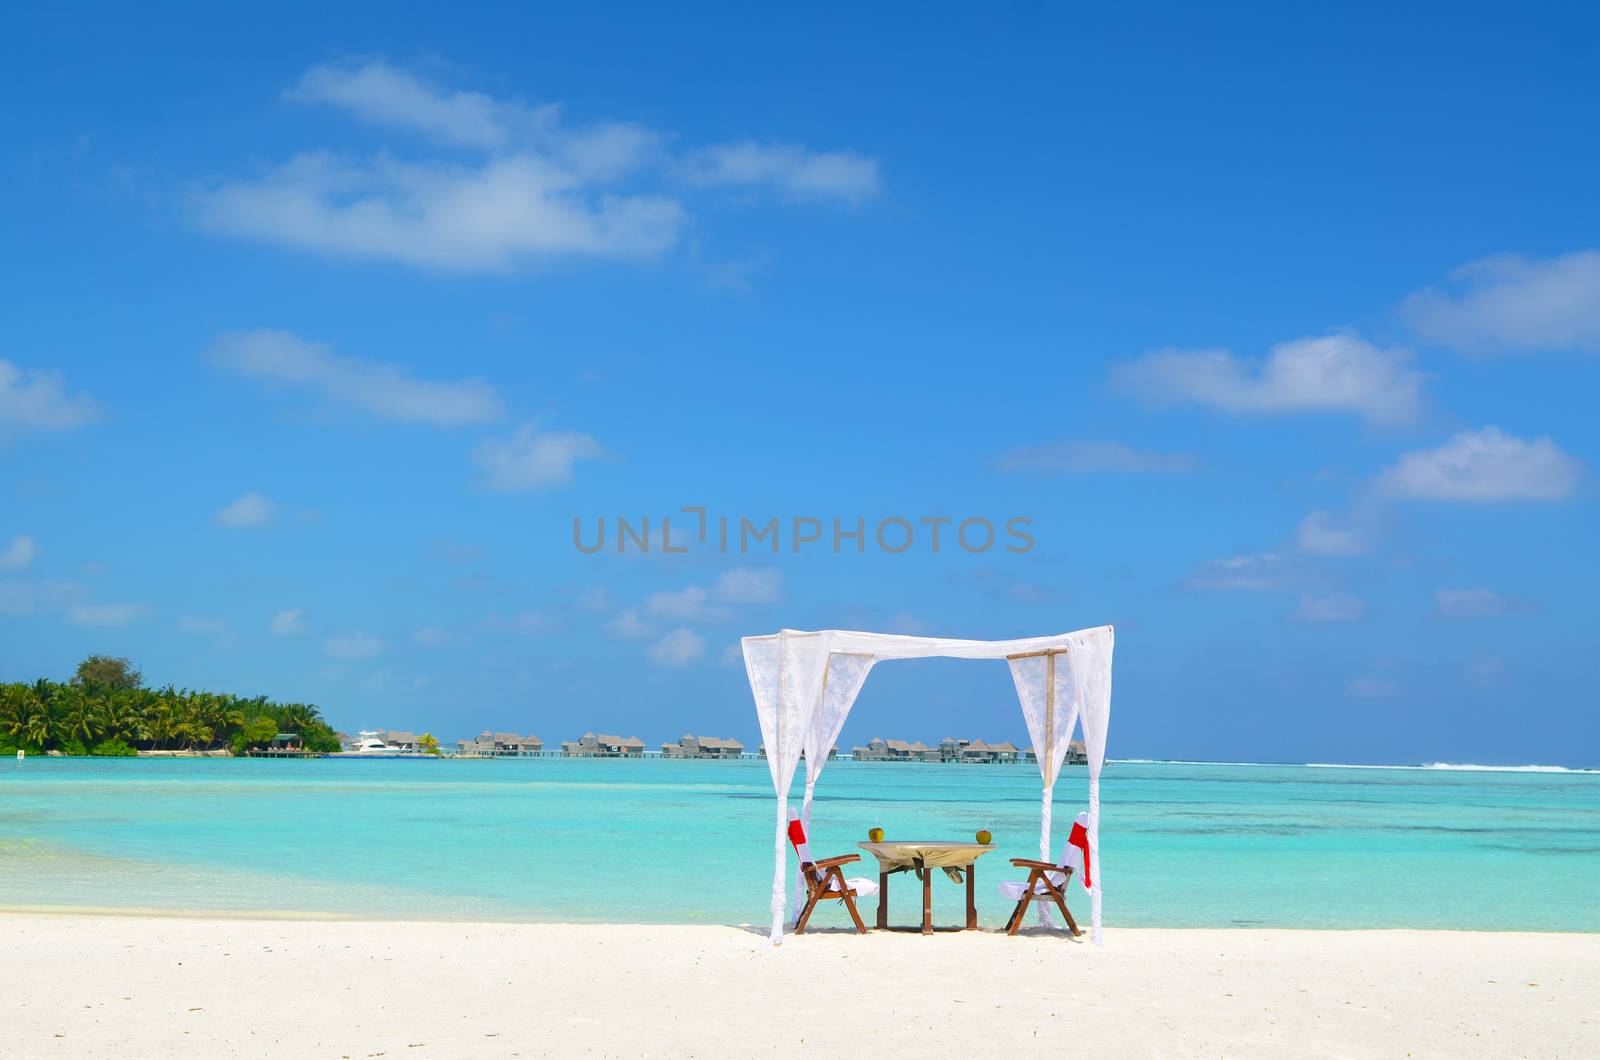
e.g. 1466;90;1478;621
2;756;1596;931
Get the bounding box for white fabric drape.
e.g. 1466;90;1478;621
1064;626;1113;945
1007;649;1083;929
1007;650;1083;856
747;631;833;943
743;625;1113;946
792;652;876;922
742;635;786;943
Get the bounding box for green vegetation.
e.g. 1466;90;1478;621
0;655;341;756
417;733;441;756
74;653;143;690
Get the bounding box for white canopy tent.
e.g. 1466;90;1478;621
741;625;1114;945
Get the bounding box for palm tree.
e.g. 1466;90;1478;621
96;691;134;745
173;717;210;750
145;688;180;749
0;683;38;744
30;677;55;708
194;693;244;750
278;703;319;736
3;673;337;754
23;706;53;749
66;698;99;744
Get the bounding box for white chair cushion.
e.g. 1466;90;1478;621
998;874;1066;901
823;876;880;897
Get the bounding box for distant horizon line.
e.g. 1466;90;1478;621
343;733;1598;774
1121;758;1600;774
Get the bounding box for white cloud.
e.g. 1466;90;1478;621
198;61;878;273
270;608;306;636
720;643;744;667
1295;511;1370;556
1434;589;1538;618
0;577;81;616
702;251;771;293
644;585;729;622
1403;251;1600;354
474;424;603;491
0;534;37;571
325;630;387;659
1376;427;1584;502
198;152;685;271
605;608;654;639
208;329;503;426
576;586;609;612
711;568;783;604
1291;592;1365;623
412;626;460;647
1184;552;1285;592
177;615;228;635
610;572;776;642
996;440;1197;475
286;61;659;178
681;141;880;202
214;492;276;528
1466;655;1507;685
647;627;704;666
69;601;147;627
1348;677;1400;700
1000;579;1061;605
1111;333;1424;425
485;610;558;636
0;359;98;432
288;60;533;151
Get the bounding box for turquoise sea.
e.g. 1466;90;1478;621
1;756;1596;931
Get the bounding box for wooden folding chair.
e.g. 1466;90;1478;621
788;809;877;934
1000;858;1081;936
794;853;875;934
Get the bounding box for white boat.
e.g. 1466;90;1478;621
344;730;403;755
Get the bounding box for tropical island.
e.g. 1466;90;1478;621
0;654;342;756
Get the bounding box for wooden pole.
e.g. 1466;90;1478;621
921;866;932;935
1006;647;1070;661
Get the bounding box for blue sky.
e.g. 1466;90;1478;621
3;2;1597;764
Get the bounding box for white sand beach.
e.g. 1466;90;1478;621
1;914;1594;1058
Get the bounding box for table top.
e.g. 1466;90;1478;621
857;840;998;869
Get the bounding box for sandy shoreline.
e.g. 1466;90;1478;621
1;915;1594;1058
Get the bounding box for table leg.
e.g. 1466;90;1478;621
966;862;977;930
921;867;932;935
877;870;888;930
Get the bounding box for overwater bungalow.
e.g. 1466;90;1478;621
458;731;543;757
852;737;933;762
756;744;838;760
661;734;745;759
561;732;646;758
382;730;420;752
939;738;1023;764
1023;739;1088;765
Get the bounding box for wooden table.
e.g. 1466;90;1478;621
857;841;997;934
